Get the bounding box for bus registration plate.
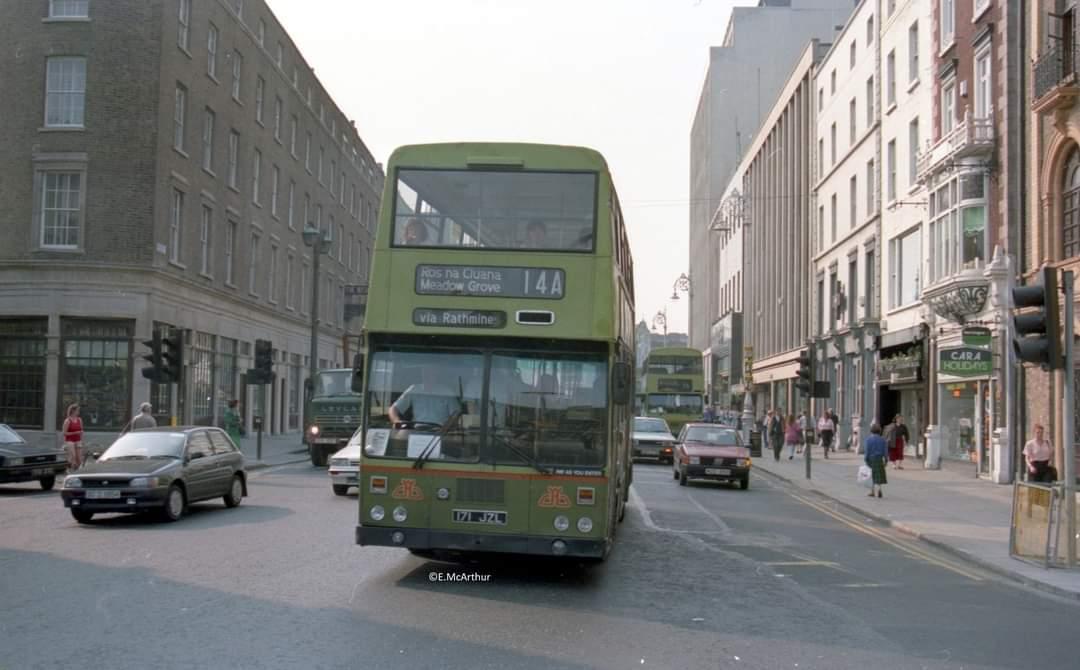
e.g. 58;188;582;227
452;509;507;526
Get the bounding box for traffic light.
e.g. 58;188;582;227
250;339;274;385
161;331;184;383
1012;266;1062;369
140;329;163;382
794;348;814;396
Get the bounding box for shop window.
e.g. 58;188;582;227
0;319;48;429
59;319;133;431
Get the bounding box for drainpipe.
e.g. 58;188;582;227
1007;0;1027;481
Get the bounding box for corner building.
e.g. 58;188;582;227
0;0;382;444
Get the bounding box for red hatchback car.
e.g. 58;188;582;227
672;423;751;489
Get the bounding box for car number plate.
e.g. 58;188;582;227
31;467;54;477
452;509;507;525
315;438;337;444
86;489;121;499
705;468;730;476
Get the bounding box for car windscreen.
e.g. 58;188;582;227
683;427;738;445
633;418;670;434
100;432;186;460
0;425;24;444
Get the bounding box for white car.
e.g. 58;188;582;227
632;416;677;463
328;428;362;496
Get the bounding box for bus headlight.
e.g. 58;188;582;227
553;515;570;532
393;506;408;523
370;505;385;521
576;517;593;533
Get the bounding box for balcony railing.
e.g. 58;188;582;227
915;110;995;183
1034;42;1080;102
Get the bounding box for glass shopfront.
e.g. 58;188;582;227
939;381;978;461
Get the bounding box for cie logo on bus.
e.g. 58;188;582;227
537;485;571;509
392;479;425;501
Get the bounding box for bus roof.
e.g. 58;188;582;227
387;143;609;173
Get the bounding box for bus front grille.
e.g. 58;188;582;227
456;478;505;504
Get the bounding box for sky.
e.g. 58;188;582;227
268;0;747;336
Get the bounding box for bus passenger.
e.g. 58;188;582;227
524;220;547;248
402;218;429;245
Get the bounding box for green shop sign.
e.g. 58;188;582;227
938;347;992;377
961;326;992;348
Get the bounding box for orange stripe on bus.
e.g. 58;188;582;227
361;465;609;483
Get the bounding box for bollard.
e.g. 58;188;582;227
805;438;812;480
254;415;264;461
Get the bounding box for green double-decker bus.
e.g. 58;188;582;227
353;142;636;561
642;347;705;435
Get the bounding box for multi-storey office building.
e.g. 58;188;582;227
689;0;857;353
708;169;746;411
915;0;1014;479
876;0;934;456
811;0;882;450
740;41;830;417
0;0;382;444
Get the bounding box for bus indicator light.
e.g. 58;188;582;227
576;487;595;505
370;476;388;494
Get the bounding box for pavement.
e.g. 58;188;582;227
235;431;312;470
753;444;1080;601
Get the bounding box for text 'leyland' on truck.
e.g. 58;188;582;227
305;369;363;466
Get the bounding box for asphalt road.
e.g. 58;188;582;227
1;462;1078;670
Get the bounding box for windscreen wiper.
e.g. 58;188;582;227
411;408;464;470
487;431;551;475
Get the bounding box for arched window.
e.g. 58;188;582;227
1062;147;1080;258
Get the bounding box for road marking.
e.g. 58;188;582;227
763;560;842;567
628;486;726;536
836;582;891;589
684;492;733;536
783;488;985;582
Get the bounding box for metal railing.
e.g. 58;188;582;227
1034;42;1080;102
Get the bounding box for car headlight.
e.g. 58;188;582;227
64;477;83;489
577;517;593;533
330;458;348;467
553;515;570;532
309;425;320;436
128;477;160;488
393;506;408;523
370;505;385;521
7;456;22;466
689;456;700;465
740;458;752;467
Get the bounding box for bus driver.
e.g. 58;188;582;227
388;365;460;428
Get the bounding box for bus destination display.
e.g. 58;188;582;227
416;264;565;299
413;308;507;329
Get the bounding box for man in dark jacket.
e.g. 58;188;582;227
768;409;784;461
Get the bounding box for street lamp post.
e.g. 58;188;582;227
302;224;332;414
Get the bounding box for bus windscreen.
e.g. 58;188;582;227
392;169;597;252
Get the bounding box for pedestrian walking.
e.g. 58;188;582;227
223;399;243;446
1023;423;1056;483
769;410;784;462
886;414;910;469
60;403;84;470
129;402;157;431
864;422;888;498
817;409;835;459
784;414;800;460
703;405;715;424
796;411;808;455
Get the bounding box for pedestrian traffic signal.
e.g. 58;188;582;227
1012;266;1062;369
140;329;164;382
795;348;814;396
161;331;184;383
249;339;274;385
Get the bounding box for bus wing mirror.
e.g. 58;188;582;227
351;353;364;393
612;362;632;405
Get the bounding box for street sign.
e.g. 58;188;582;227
962;326;992;348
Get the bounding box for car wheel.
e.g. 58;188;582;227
739;475;750;491
39;476;56;491
332;484;350;496
160;484;186;522
224;475;244;508
678;468;688;486
71;509;94;524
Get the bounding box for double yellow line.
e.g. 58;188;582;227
784;488;985;582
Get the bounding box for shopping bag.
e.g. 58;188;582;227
857;464;873;489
